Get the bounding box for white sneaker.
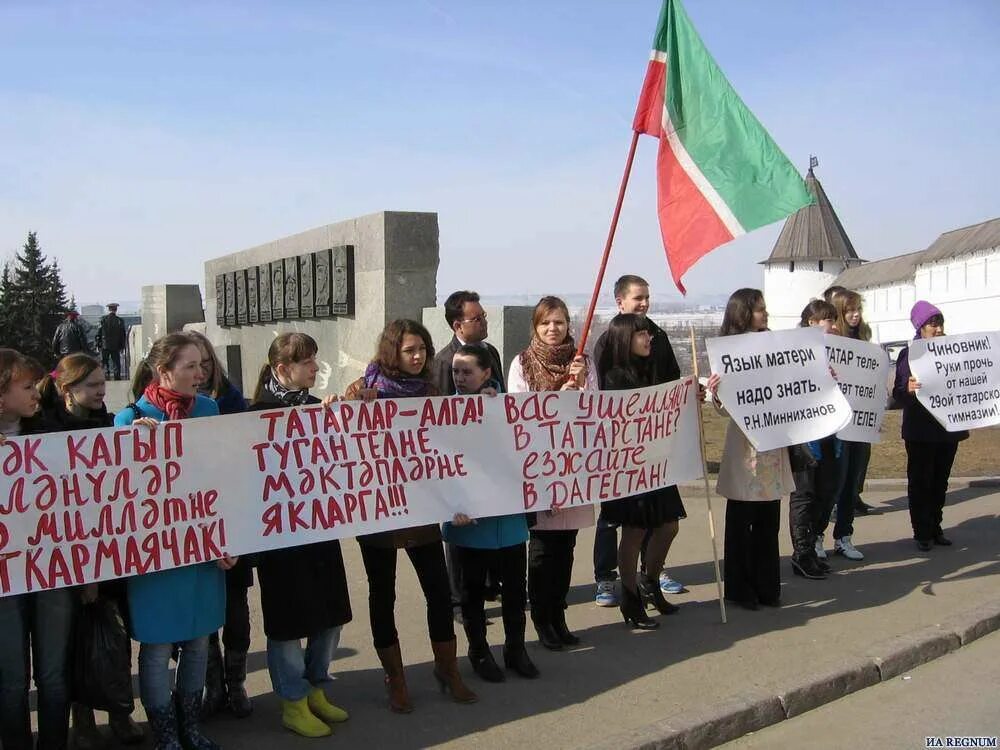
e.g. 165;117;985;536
835;536;864;561
814;535;827;560
595;580;619;607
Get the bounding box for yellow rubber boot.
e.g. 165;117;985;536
308;688;349;724
281;697;332;738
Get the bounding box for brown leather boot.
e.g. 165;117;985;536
375;643;413;713
431;639;478;704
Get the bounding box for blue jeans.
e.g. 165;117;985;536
138;637;208;711
0;588;75;750
266;627;341;701
835;441;871;538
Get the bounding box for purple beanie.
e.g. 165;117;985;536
910;300;942;331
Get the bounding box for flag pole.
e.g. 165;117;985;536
689;324;727;624
575;130;641;357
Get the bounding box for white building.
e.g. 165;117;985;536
761;165;864;330
761;164;1000;344
833;218;1000;344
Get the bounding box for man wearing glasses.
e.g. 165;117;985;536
431;290;505;394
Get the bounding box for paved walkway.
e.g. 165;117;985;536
77;482;1000;749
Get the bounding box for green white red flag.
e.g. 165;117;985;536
634;0;812;293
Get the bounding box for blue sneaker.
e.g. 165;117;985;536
659;572;685;595
595;580;618;607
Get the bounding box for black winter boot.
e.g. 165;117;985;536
202;637;226;720
223;650;253;718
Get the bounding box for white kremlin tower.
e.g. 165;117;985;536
761;159;863;329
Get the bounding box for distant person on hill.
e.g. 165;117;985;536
892;301;968;551
96;302;128;380
591;275;686;609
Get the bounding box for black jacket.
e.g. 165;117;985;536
52;320;90;358
249;391;352;640
430;336;505;395
96;314;127;351
594;318;680;388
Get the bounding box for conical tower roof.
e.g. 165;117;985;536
763;166;862;264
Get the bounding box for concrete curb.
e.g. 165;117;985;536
584;598;1000;750
677;476;1000;492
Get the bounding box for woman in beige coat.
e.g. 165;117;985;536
707;289;794;610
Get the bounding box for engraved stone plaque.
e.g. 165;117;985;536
299;254;315;318
215;275;225;326
271;260;285;320
224;272;237;326
258;263;272;323
247;266;259;324
332;245;354;316
235;269;248;326
313;248;332;317
283;257;299;318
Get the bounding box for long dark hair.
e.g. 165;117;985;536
719;288;765;337
604;313;652;384
373;319;434;380
799;299;837;328
252;333;319;403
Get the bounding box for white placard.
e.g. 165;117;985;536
825;336;891;443
706;327;852;451
909;331;1000;431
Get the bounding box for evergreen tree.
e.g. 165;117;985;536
1;232;72;366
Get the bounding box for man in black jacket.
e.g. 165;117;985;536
51;311;90;359
96;303;128;380
430;291;505;395
591;275;686;608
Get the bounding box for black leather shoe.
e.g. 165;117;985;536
532;620;564;651
551;611;580;646
758;596;782;608
791;556;827;580
916;539;933;551
469;647;505;683
854;500;876;515
933;534;953;546
503;644;540;679
637;574;679;615
816;557;832;573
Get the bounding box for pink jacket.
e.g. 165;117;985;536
507;355;596;531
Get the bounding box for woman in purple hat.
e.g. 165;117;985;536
892;301;968;551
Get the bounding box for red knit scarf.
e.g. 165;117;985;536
143;382;195;421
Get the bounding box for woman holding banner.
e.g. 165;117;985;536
346;320;479;711
115;333;231;750
189;331;255;721
707;290;794;611
0;349;75;750
893;301;968;551
37;353;145;747
250;333;353;738
598;314;683;629
508;296;596;650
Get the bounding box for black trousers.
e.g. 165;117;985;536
723;499;781;604
360;541;455;649
209;578;251;654
456;544;527;649
528;530;578;622
906;440;959;541
101;349;122;380
788;469;817;559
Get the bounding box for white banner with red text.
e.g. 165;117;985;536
0;378;703;596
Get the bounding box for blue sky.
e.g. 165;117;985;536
1;0;997;306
